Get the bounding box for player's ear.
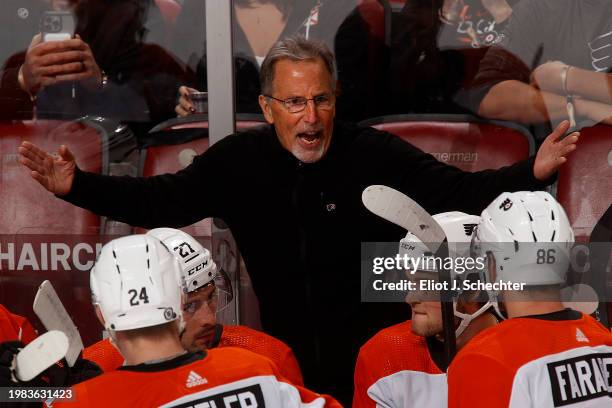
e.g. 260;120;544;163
259;95;274;124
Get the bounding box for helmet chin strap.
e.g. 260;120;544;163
453;301;493;338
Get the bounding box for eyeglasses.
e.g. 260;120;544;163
264;93;335;113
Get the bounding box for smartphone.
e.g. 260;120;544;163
40;11;75;42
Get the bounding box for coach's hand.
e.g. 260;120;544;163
533;120;579;181
18;141;76;196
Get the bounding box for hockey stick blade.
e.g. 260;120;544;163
33;280;84;367
15;330;69;382
362;185;446;253
362;184;457;363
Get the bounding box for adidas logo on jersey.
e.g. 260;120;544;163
575;328;589;343
186;371;207;388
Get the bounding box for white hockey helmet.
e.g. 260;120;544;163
399;211;481;277
472;191;574;286
147;228;217;293
90;235;183;332
400;212;488;337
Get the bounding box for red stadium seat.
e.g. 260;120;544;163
360;114;535;171
556;125;612;241
0;119;110;346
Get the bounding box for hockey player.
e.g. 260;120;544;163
54;234;339;407
448;191;612;407
354;212;499;408
83;228;304;385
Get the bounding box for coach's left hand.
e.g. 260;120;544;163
533;120;579;181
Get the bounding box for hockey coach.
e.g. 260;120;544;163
18;36;579;403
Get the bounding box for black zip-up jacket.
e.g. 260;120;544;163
63;121;549;402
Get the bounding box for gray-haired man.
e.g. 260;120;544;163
19;37;578;403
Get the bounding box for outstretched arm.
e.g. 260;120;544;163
18;139;230;229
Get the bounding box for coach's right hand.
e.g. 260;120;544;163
18;141;76;196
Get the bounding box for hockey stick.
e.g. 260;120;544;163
14;330;69;382
362;185;457;365
362;185;446;251
33;280;84;367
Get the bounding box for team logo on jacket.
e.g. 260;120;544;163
547;352;612;406
186;371;207;388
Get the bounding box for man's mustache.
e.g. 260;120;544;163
297;123;325;134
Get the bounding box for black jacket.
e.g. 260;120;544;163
63;121;549;400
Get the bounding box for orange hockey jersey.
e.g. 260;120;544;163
83;324;303;385
216;325;303;385
0;304;37;344
448;310;612;408
53;347;340;407
353;321;446;408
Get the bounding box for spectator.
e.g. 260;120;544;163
18;37;578;404
0;0;57;118
172;0;384;120
388;0;516;116
0;0;188;133
469;0;612;133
